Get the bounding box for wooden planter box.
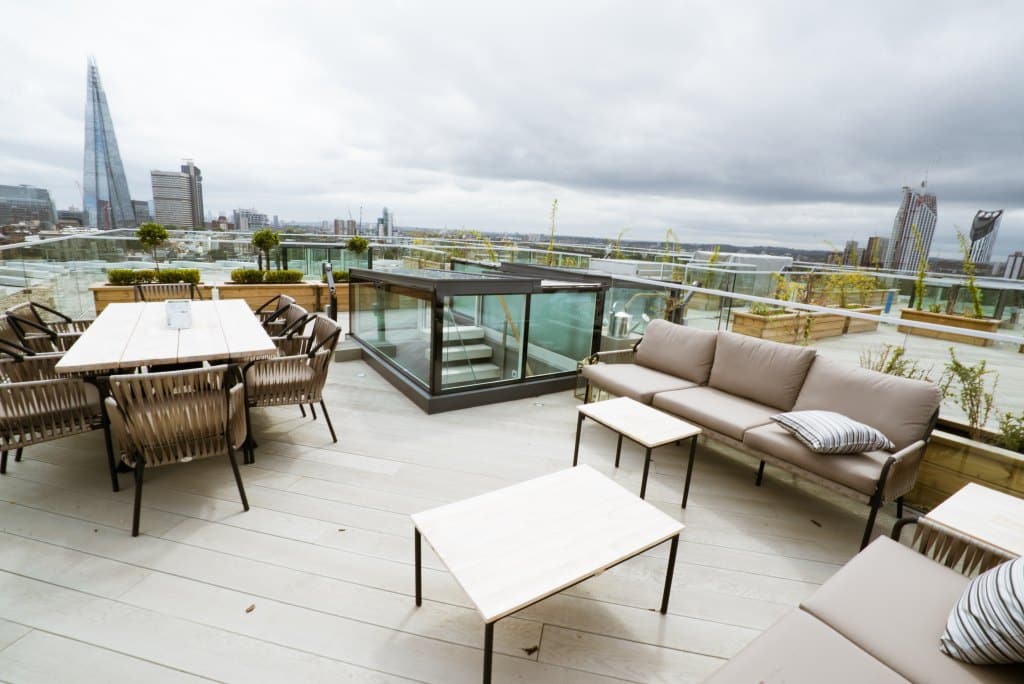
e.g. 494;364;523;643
897;308;1000;347
843;306;883;334
906;429;1024;511
733;309;845;343
91;282;350;315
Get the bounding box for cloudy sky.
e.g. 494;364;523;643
3;1;1023;258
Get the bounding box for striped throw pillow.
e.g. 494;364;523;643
771;410;894;454
941;557;1024;664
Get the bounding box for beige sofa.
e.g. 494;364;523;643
581;320;943;548
704;536;1024;683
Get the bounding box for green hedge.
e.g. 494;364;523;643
263;269;304;284
106;268;197;285
230;268;265;284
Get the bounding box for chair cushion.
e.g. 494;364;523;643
941;557;1024;664
704;609;910;684
793;357;941;451
581;363;696;405
653;386;776;441
634;319;718;384
708;331;816;410
802;537;1024;684
773;410;894;454
743;422;894;497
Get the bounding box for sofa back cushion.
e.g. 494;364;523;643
793;357;941;451
708;331;816;410
635;319;718;385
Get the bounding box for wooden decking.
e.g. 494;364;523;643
0;359;899;683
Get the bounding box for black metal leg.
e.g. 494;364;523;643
1;450;7;474
614;434;623;468
483;622;494;684
299;404;306;418
755;460;766;486
320;400;337;443
572;412;584;466
132;459;145;537
96;376;120;492
660;534;679;614
228;448;249;511
14;447;22;462
891;516;918;542
242;401;255;465
682;436;697;509
639;447;653;499
896;496;904;519
861;499;881;550
414;528;422;606
309;403;317;420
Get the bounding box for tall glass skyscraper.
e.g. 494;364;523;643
83;57;135;230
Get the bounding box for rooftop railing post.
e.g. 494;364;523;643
322;262;337;322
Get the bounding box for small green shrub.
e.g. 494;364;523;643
134;269;156;283
997;411;1024;453
231;268;264;284
749;302;788;316
107;269;136;285
156;268;200;284
263;269;304;284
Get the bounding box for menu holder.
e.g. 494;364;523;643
165;299;193;329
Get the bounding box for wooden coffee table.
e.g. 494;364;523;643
411;465;684;683
573;397;702;505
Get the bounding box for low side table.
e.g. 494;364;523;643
412;465;684;684
573;397;702;505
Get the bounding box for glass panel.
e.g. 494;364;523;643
525;290;596;376
439;294;525;389
349;280;433;388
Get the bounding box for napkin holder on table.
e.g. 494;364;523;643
165;299;192;329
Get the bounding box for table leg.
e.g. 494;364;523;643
660;534;679;614
614;434;623;468
93;376;119;493
483;622;494;684
681;436;697;509
639;447;653;499
572;412;584;466
414;528;422;607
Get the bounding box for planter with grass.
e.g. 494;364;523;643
897;308;1000;346
842;305;884;334
732;306;803;343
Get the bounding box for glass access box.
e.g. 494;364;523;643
348;268;605;413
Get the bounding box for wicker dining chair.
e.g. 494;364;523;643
268;303;311;355
255;294;295;330
134;283;203;302
7;301;91;351
242;316;342;463
104;364;249;536
0;353;104;475
0;312;53;354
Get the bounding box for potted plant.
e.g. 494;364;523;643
898;229;1001;346
252;228;281;271
136;222;169;273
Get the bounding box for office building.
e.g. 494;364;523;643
151;163;203;228
83;58;136;229
1005;251;1024;280
968;209;1002;265
233;208;269;231
131;200;152;224
860;236;890;268
0;185;58;227
842;240;860;266
376;207;394;237
57;207;85;227
272;215;280;228
885;182;937;271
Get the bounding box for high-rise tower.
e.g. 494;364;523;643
968;209;1002;265
83;58;136;230
151;162;204;229
884;182;937;272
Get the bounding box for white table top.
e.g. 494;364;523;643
579;397;701;448
925;483;1024;558
411;465;684;623
55;300;277;374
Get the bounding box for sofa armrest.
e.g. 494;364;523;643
883;439;927;502
586;348;637;365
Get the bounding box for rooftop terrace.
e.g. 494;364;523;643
0;357;900;683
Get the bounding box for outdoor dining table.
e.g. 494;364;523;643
54;299;278;490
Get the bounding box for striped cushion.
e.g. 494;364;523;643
771;410;894;454
941;557;1024;664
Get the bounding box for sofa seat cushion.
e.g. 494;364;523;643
704;609;910;684
793;357;941;451
634;319;718;384
653;386;776;441
743;422;894;497
708;331;816;410
581;363;697;405
802;537;1024;684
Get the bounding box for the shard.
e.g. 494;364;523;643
83;57;136;229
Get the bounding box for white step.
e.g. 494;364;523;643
430;325;485;342
441;362;501;383
440;343;493;362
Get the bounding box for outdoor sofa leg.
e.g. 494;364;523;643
228;447;250;511
320;400;337;443
861;498;882;550
896;496;904;519
299;404;306;418
14;447;22;462
755;460;766;486
132;459;145;537
309;403;317;420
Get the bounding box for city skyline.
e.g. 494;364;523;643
2;2;1023;258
